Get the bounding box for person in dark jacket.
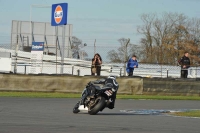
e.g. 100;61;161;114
126;55;138;76
178;52;190;78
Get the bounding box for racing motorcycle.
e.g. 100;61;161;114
73;76;118;115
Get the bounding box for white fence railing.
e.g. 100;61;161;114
1;47;200;78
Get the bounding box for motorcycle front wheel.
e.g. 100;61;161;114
88;97;106;115
73;101;80;114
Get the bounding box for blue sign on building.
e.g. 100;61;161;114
51;3;68;26
31;42;44;51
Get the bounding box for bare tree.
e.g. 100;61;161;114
107;38;140;63
137;13;155;62
137;12;200;65
71;36;88;59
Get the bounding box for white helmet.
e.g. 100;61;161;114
108;75;116;80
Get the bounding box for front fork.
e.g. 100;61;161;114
80;88;88;105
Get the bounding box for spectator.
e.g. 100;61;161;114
126;55;138;76
91;53;102;76
178;52;190;78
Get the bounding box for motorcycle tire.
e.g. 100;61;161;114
88;97;106;115
73;101;80;114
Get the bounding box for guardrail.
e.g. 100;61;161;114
1;47;200;78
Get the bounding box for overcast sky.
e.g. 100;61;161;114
0;0;200;60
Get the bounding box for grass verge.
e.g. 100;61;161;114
0;91;200;100
170;110;200;117
0;92;81;98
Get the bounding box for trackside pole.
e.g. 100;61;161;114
51;3;68;74
60;25;65;74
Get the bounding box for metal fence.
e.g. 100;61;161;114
1;20;200;78
1;40;200;78
11;20;73;57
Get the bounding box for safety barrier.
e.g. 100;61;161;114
0;74;199;96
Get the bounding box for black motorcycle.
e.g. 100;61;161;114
73;77;118;115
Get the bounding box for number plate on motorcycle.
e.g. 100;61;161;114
104;90;113;96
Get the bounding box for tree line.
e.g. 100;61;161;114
137;12;200;66
71;12;200;66
107;12;200;66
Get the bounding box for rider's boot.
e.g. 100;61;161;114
108;98;115;109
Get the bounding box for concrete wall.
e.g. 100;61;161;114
0;74;143;94
0;74;200;96
143;78;200;96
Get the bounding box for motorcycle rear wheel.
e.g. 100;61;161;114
88;97;106;115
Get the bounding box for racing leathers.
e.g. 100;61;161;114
86;76;119;109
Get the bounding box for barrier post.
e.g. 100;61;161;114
77;68;80;76
120;67;122;77
24;65;27;74
72;65;74;75
167;69;168;78
110;66;112;73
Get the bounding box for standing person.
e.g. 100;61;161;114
91;53;102;76
126;55;138;76
178;52;190;78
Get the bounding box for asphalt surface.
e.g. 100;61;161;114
0;97;200;133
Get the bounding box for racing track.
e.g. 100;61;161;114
0;97;200;133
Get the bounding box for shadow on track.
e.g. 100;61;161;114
75;112;163;116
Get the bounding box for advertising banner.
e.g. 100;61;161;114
0;52;11;73
29;42;44;74
51;3;68;26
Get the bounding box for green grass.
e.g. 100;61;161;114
116;95;200;100
0;91;200;100
171;110;200;117
0;92;81;98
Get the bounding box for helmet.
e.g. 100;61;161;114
107;75;116;80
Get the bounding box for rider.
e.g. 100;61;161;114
104;75;119;109
88;75;119;109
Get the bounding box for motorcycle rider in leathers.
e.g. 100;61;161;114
85;75;119;109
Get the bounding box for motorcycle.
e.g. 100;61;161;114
73;77;118;115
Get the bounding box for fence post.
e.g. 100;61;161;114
77;68;80;76
167;69;168;78
120;67;122;77
24;65;26;74
196;65;198;78
14;35;19;74
123;38;130;76
110;66;112;73
72;65;74;75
